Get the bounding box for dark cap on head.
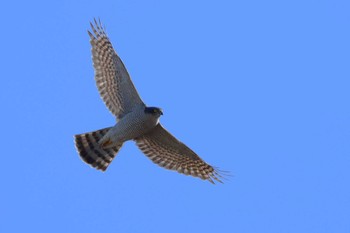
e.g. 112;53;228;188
144;107;163;115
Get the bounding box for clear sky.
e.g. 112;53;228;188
1;0;349;232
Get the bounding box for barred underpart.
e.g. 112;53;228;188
88;18;144;119
75;19;227;184
74;127;123;171
135;124;226;184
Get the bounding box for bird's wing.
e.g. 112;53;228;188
135;124;224;184
88;19;144;119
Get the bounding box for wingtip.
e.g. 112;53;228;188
206;166;231;184
87;30;94;39
88;17;107;38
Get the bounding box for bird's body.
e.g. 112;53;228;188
99;105;162;148
74;19;225;184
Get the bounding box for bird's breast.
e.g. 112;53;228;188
108;110;159;143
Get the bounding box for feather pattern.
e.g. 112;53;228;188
135;124;224;184
88;18;144;119
74;19;227;184
74;127;123;171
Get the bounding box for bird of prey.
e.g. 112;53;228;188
74;19;225;184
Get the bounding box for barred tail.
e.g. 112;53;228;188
74;127;123;171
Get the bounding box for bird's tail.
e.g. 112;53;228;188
74;127;123;171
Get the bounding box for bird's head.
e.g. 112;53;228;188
144;107;163;117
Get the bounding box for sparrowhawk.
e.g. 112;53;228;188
74;19;225;184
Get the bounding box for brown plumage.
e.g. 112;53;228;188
135;124;224;184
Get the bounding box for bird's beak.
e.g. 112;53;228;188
160;109;163;115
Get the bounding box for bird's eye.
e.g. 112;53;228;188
153;109;157;113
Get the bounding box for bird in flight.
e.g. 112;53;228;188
74;19;225;184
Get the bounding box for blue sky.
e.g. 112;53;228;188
1;0;350;232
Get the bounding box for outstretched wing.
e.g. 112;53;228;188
88;19;144;119
135;124;224;184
